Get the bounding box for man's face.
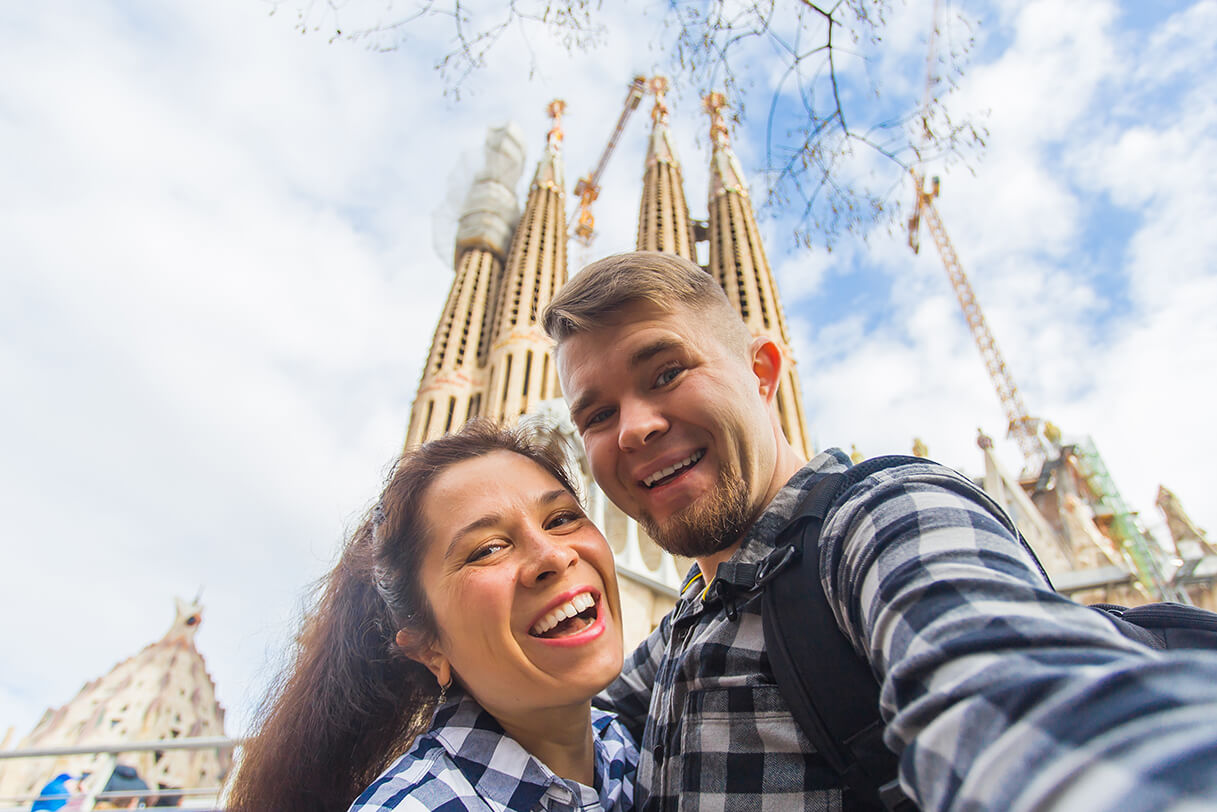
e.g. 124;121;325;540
556;301;782;558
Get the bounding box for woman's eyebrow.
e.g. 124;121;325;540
443;489;574;557
445;514;504;558
535;488;572;507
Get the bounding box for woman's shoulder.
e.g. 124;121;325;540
591;707;637;754
591;708;639;811
348;734;489;812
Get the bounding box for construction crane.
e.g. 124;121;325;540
908;0;1044;470
908;3;1185;602
571;75;647;246
908;173;1045;468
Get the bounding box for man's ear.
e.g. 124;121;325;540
396;628;451;688
750;336;784;403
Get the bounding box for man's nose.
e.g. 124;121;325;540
618;397;667;451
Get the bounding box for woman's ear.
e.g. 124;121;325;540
396;628;451;688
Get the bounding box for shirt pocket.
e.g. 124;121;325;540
678;684;842;811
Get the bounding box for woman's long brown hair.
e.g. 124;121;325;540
225;420;579;812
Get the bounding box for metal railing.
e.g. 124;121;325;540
0;736;240;811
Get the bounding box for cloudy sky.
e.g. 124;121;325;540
2;0;1214;739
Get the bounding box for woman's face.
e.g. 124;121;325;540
409;450;624;719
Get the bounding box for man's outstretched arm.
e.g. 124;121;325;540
821;460;1217;812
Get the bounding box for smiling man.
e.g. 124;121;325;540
544;251;1217;812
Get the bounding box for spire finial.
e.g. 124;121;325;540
704;91;730;148
546;99;566;149
649;76;670;126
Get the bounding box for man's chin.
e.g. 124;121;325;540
639;482;751;559
642;517;739;559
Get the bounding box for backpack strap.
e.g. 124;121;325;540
1091;602;1217;650
762;456;922;811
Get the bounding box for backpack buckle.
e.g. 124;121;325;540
754;544;800;589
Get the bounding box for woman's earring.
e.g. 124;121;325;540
437;676;453;705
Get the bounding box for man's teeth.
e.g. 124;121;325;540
642;450;705;488
531;592;596;636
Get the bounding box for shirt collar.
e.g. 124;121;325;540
430;692;631;810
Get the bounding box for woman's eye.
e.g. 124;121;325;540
546;510;584;530
467;542;507;563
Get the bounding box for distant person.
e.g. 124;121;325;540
31;773;76;812
226;421;636;812
95;764;148;809
544;250;1217;811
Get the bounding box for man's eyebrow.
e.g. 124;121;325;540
568;388;599;423
629;337;683;367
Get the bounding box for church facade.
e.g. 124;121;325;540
403;84;815;645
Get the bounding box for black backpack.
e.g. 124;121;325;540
761;455;1217;811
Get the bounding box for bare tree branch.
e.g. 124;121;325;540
270;0;987;248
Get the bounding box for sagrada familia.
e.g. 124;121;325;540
2;78;1213;807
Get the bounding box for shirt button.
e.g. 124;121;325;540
652;743;664;762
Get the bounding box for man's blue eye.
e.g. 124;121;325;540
656;367;681;386
585;408;614;428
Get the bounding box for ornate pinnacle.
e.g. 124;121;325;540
546;99;567;148
649;76;670;126
704;91;730;148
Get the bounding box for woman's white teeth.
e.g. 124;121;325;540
643;450;705;488
531;592;596;636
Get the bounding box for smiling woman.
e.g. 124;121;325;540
225;421;636;812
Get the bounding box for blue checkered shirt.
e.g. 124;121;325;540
598;450;1217;811
350;692;637;811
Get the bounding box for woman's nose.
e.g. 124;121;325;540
521;535;579;586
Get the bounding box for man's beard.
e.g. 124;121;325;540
639;463;752;559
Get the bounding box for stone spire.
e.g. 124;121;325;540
636;77;696;259
405;124;526;447
0;599;230;803
703;92;813;457
1157;485;1217;559
484;100;569;423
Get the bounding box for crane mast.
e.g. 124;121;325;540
572;75;648;245
910;173;1045;468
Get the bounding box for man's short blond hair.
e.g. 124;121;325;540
543;251;753;354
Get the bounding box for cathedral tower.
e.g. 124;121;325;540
483;101;569;424
405;125;526;446
636;77;696;259
703;92;813;457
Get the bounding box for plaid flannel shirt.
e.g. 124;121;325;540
351;692;637;811
598;449;1217;811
